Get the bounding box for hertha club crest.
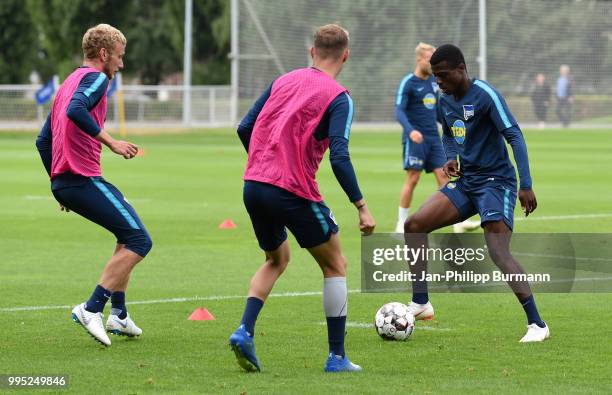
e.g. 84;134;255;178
463;104;474;120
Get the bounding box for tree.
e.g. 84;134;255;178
27;0;134;79
165;0;231;84
124;0;181;85
26;0;230;85
0;0;37;83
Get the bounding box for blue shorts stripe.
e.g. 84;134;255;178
503;188;510;219
91;178;140;229
403;140;410;168
311;203;329;235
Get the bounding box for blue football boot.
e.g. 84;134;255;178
324;353;363;372
229;325;261;372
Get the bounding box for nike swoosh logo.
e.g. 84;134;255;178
80;306;91;325
445;111;452;116
486;211;500;217
114;319;128;328
417;87;424;91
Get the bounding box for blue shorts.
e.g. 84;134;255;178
243;181;339;251
402;137;446;172
51;174;153;257
440;178;517;230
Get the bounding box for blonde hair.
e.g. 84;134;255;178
82;24;126;60
415;42;435;58
313;23;349;60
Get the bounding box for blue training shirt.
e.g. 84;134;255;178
36;68;109;188
438;79;532;190
237;75;363;202
395;73;439;142
65;70;109;137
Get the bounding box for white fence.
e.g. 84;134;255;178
0;84;232;130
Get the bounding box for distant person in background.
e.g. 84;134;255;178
531;73;551;128
555;65;573;127
394;42;479;234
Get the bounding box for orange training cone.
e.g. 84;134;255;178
219;219;237;229
188;307;215;321
136;148;146;157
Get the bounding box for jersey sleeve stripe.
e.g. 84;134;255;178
84;73;107;98
395;73;413;106
474;80;512;129
343;93;354;140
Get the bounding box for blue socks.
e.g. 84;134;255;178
521;294;546;328
412;292;429;305
111;291;127;319
411;270;429;304
323;277;348;357
326;316;346;357
84;284;111;313
84;286;128;318
240;297;264;337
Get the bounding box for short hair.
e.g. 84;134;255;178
82;24;126;60
415;42;435;58
313;23;349;60
430;44;466;68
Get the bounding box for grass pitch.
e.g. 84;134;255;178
1;129;611;394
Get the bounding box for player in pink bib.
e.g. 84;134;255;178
229;24;376;373
35;24;151;347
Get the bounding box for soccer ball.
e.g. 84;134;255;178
374;302;415;341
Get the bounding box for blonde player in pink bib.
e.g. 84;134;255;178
229;24;376;373
36;24;151;347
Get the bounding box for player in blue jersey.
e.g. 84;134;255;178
395;43;479;234
404;44;549;342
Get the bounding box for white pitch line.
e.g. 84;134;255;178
318;321;452;331
4;275;612;313
0;289;360;313
23;195;151;203
513;252;612;262
515;213;612;221
22;195;610;222
412;325;452;331
23;195;53;200
125;198;152;203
